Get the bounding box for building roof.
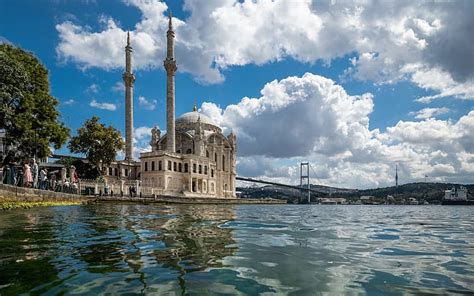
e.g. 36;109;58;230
176;110;217;127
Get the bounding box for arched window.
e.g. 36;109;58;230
206;150;209;158
222;155;225;171
159;160;162;171
179;163;182;172
199;165;202;174
215;153;218;162
187;148;192;154
184;163;189;173
204;166;208;175
151;161;155;171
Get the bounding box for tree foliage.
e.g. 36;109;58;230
55;157;100;180
68;116;124;173
0;44;70;158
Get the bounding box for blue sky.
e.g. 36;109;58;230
1;0;473;188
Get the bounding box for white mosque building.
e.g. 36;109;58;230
105;14;237;198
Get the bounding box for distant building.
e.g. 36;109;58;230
319;198;347;205
444;186;467;201
360;195;374;205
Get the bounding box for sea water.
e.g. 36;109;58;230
0;204;473;295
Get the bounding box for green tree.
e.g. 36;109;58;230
0;44;70;158
55;157;100;180
68;116;124;175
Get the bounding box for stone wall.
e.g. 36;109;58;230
0;183;94;203
99;195;287;204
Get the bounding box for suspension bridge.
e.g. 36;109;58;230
236;162;324;203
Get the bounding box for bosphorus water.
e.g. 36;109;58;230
0;204;473;295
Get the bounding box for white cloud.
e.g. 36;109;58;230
134;126;152;140
62;99;75;105
409;107;449;119
403;65;474;103
133;126;152;159
85;83;100;94
138;96;157;110
56;0;474;100
89;99;117;111
111;81;125;93
203;73;374;158
201;73;474;188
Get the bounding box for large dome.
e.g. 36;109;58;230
176;110;216;126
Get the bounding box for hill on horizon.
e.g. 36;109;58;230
237;182;473;202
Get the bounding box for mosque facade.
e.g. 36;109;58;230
105;14;237;198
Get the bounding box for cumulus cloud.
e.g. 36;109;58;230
138;96;157;110
89;99;116;111
133;126;152;159
203;73;373;158
56;0;474;99
409;107;449;119
111;81;125;93
405;65;474;103
201;73;474;188
85;83;100;94
62;99;75;105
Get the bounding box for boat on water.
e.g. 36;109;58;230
442;186;474;205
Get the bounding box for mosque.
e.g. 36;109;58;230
104;15;237;198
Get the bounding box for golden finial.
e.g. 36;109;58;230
193;100;197;112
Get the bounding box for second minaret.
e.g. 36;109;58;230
123;32;135;161
164;13;177;153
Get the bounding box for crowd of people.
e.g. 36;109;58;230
1;151;79;193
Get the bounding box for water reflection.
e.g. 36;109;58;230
0;204;473;295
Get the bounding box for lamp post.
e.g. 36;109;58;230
32;113;38;161
34;128;37;161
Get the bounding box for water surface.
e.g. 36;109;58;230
0;204;473;295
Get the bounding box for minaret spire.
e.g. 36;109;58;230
168;10;173;30
164;10;177;152
123;31;135;161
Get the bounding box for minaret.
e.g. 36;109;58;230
395;164;398;187
123;31;135;161
164;12;177;152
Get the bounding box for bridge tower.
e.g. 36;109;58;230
300;162;310;204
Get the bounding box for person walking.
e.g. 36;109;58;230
31;159;39;188
10;157;18;186
2;151;12;184
39;167;47;190
23;161;33;187
50;174;57;191
0;152;4;183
